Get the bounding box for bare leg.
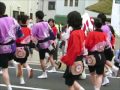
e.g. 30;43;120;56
18;65;25;84
106;60;113;68
106;60;119;76
37;59;47;78
90;72;96;86
2;68;12;90
2;68;11;85
68;85;75;90
23;63;33;78
95;74;103;90
74;81;80;90
47;55;57;72
49;55;56;67
16;64;22;77
40;59;46;72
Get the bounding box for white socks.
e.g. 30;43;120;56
12;60;18;67
7;85;12;90
47;67;56;72
37;71;48;78
80;86;85;90
80;69;86;79
20;77;25;84
0;70;2;74
102;76;109;86
26;64;32;71
52;67;56;71
112;65;119;71
94;87;100;90
112;65;119;76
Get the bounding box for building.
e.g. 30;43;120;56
0;0;39;22
0;0;111;24
38;0;103;24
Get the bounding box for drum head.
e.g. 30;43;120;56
15;47;26;58
86;55;96;66
70;61;84;75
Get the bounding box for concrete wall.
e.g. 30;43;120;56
115;36;120;49
0;0;111;22
0;0;38;22
41;0;56;21
56;0;85;16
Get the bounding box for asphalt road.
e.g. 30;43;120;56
0;64;120;90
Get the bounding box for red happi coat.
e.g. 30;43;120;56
85;30;107;51
61;29;85;66
16;26;31;44
52;26;58;37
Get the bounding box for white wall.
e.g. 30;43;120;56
40;0;56;21
1;0;29;16
0;0;38;22
0;0;111;22
55;0;111;17
56;0;85;16
28;0;39;22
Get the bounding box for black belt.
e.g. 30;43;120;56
89;51;104;54
0;40;15;45
38;37;50;43
16;43;29;47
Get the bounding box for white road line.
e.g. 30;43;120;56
28;63;40;65
0;84;50;90
8;67;120;79
85;74;120;79
9;67;64;73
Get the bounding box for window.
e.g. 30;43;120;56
70;0;73;6
64;0;68;6
48;1;55;10
20;12;24;15
115;0;120;4
13;11;19;20
30;13;33;19
75;0;79;7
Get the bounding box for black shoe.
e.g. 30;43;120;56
55;61;62;69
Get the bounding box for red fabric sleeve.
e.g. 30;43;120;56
52;26;58;37
61;30;85;66
16;27;31;43
85;31;107;50
85;32;94;50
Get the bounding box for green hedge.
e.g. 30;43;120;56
54;15;67;25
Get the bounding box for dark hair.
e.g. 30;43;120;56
97;13;107;25
94;18;102;29
67;11;82;30
0;2;6;17
109;25;115;37
17;15;29;24
36;10;44;20
48;18;55;23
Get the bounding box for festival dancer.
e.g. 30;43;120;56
0;2;22;90
32;11;56;78
46;18;61;71
13;15;33;84
97;13;119;86
61;11;85;90
85;18;109;90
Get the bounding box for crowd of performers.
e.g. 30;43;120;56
0;2;120;90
